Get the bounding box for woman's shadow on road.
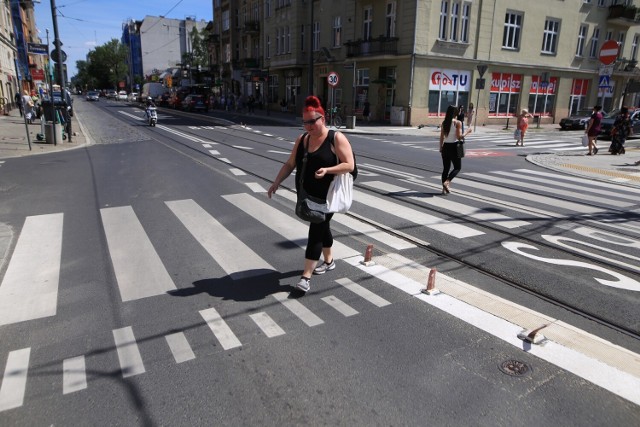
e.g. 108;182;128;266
167;269;306;301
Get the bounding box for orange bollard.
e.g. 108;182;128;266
360;244;376;266
422;267;438;295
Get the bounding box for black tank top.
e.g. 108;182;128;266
296;132;336;200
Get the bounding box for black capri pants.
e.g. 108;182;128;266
306;213;334;260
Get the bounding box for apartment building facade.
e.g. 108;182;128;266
211;0;640;126
2;0;48;108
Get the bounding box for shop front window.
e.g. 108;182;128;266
528;76;557;116
428;69;471;116
569;78;589;115
489;73;522;116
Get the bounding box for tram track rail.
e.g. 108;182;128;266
107;104;640;341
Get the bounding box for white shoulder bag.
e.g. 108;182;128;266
326;150;354;213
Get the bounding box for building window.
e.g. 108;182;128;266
489;73;522;117
266;35;271;59
332;16;342;48
313;21;320;51
503;12;522;50
631;34;639;60
618;32;625;56
224;43;231;63
576;25;588;57
253;2;259;20
222;10;230;31
439;1;448;40
589;28;600;58
301;24;305;52
265;0;271;18
439;1;471;42
276;28;281;55
386;1;396;38
528;76;557;117
269;74;278;105
461;3;470;42
428;69;471;117
605;30;612;43
286;26;291;53
569;79;589;115
286;76;301;107
363;6;373;40
597;0;606;6
541;19;560;54
355;68;370;112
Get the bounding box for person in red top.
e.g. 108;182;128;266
515;109;533;146
585;105;603;155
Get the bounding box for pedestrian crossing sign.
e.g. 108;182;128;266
598;75;610;88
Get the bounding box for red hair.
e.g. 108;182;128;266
303;95;325;117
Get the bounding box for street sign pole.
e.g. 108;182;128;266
474;64;487;132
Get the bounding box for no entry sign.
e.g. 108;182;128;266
599;40;620;65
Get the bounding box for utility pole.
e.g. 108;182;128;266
50;0;64;92
308;1;314;96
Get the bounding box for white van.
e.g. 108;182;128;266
141;83;166;102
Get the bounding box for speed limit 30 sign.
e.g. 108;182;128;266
327;71;339;87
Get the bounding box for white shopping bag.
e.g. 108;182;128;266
326;173;353;213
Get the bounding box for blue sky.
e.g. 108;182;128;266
34;0;213;78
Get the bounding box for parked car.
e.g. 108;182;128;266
559;109;605;130
106;89;118;100
599;108;640;139
85;91;100;102
127;92;139;102
181;94;208;112
117;90;128;101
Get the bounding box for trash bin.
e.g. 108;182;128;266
41;100;56;122
346;116;356;129
44;122;63;145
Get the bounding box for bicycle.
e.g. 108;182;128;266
329;106;345;128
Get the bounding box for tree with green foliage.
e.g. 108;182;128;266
81;39;129;90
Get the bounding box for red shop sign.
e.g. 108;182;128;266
491;73;522;93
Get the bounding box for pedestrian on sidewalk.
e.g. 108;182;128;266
14;92;22;117
267;95;355;293
363;100;370;122
585;105;603;155
466;103;474;127
610;107;631;155
440;105;472;195
22;90;34;124
515;109;533;146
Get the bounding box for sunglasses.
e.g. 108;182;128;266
302;116;323;126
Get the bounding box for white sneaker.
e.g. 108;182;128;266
296;277;311;292
313;260;335;275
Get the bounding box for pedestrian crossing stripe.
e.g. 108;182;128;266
2;173;640;409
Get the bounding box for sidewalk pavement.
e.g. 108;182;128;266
1;104;639;188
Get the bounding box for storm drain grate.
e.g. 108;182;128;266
498;359;530;377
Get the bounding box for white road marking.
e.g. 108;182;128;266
208;150;220;155
245;182;266;192
166;199;274;279
113;327;146;378
200;307;242;350
272;292;324;326
250;312;286;337
165;332;196;363
100;206;176;301
335;278;391;307
229;168;247;176
0;348;30;411
63;356;87;394
321;295;359;317
0;213;63;326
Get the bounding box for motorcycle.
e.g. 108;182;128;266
146;106;157;127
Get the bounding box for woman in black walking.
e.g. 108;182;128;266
439;105;472;194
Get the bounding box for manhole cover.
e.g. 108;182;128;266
498;359;530;377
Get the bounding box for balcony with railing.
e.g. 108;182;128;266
243;21;260;34
345;36;399;58
607;4;640;26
